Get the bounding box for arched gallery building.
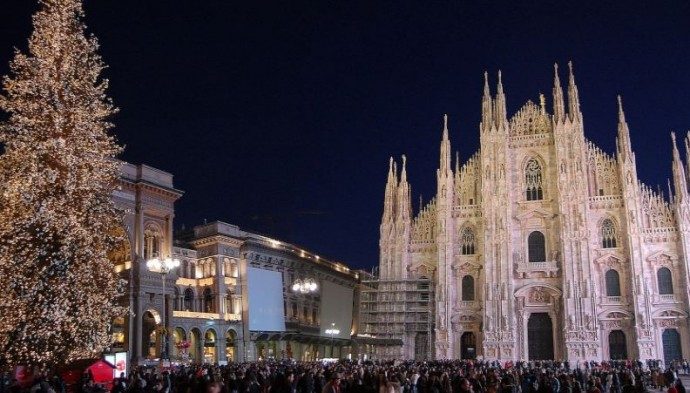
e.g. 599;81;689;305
109;162;359;364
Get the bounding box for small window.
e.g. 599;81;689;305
599;189;604;196
601;219;617;248
528;231;546;262
469;198;474;205
525;159;544;201
418;279;430;291
461;275;475;301
605;269;621;296
420;293;429;301
184;288;194;311
657;267;673;295
461;228;476;255
203;288;213;313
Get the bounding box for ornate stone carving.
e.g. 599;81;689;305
529;287;548;303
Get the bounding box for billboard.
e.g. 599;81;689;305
319;280;353;339
247;266;286;331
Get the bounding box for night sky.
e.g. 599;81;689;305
1;1;689;270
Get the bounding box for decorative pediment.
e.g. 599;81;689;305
452;260;482;275
515;208;555;223
451;314;477;323
407;262;436;278
652;308;687;319
594;252;625;269
646;250;678;268
509;100;552;136
598;310;632;320
514;283;562;304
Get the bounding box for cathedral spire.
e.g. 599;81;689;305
400;154;408;183
382;157;398;222
685;131;690;184
567;61;581;122
616;95;634;161
398;155;412;220
439;114;452;175
552;63;565;122
494;70;507;129
481;71;493;130
671;132;688;202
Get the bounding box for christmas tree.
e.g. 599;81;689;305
0;0;126;369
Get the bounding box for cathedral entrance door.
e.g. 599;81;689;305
460;332;476;359
527;313;554;360
608;330;627;360
662;329;682;364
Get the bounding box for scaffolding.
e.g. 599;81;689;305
358;275;434;360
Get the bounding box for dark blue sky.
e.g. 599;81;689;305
1;1;689;269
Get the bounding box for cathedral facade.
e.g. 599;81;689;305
372;63;690;362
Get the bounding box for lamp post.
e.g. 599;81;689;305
291;277;318;294
146;256;180;361
325;323;340;359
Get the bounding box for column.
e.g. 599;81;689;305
134;296;143;361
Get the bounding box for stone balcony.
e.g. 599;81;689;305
171;310;241;322
600;296;626;305
653;293;679;304
175;276;238;287
454;300;480;311
285;317;320;334
514;260;559;278
173;310;221;320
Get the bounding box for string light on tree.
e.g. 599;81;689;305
0;0;126;369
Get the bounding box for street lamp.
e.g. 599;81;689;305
291;277;318;294
146;256;180;360
325;323;340;359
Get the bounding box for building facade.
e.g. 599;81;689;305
109;163;359;365
363;63;690;362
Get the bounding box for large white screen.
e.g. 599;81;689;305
247;267;286;331
319;281;353;339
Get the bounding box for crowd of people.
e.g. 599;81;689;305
2;359;688;393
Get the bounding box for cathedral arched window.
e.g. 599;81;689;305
601;219;617;248
461;227;475;255
605;269;621;297
184;288;194;311
528;231;546;262
657;267;673;295
461;275;475;301
525;159;544;201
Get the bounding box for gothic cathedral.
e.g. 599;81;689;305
376;63;690;362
